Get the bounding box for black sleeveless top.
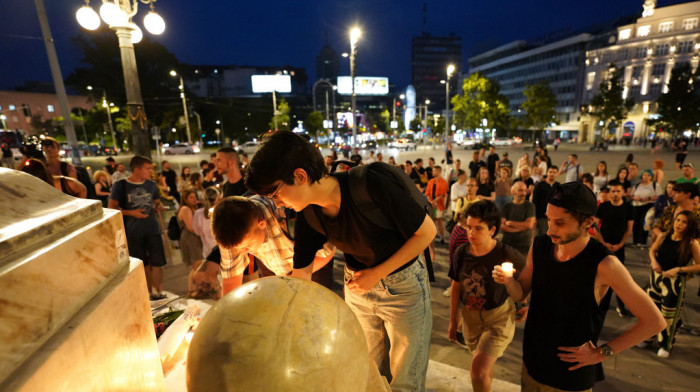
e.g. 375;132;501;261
657;235;690;271
524;235;612;391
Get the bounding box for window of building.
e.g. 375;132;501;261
637;25;651;37
21;104;31;117
682;18;698;30
649;82;663;95
629;85;642;97
632;65;644;78
619;29;632;40
47;105;54;113
8;104;15;110
635;46;648;58
658;21;673;33
678;40;694;54
652;63;666;77
618;49;628;61
602;52;612;63
654;43;669;56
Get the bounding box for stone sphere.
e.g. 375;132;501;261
186;276;369;392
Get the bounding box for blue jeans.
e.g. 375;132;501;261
344;257;432;392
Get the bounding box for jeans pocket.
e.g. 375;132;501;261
386;270;425;297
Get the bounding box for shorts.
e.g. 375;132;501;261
127;234;167;267
521;365;592;392
433;208;445;219
676;153;687;164
460;298;516;358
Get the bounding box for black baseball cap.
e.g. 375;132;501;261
547;182;597;216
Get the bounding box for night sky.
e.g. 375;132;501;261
0;0;688;91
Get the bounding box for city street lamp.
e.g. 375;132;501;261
76;0;167;158
87;85;117;151
349;26;361;145
169;70;192;144
445;64;455;138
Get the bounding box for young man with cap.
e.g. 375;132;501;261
493;182;665;392
246;131;435;392
676;163;697;184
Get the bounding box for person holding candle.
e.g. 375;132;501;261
492;181;665;392
448;200;526;392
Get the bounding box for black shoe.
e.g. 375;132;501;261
454;331;468;349
150;292;167;301
617;307;632;318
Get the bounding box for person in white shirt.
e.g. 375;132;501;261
559;154;583;183
630;169;659;246
450;169;468;212
365;150;377;164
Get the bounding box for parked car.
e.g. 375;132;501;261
492;138;513;146
237;141;259;154
162;143;199;155
391;138;416;150
462;138;493;150
357;140;377;150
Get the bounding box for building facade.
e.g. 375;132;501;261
182;65;308;98
411;33;462;110
0;91;92;134
582;0;700;142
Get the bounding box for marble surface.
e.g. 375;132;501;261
1;259;166;392
186;277;370;392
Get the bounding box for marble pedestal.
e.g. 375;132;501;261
0;168;165;391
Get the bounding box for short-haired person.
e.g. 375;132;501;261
108;156;168;300
210;195;335;295
676;163;697;184
559;154;582;183
593;180;634;317
426;165;448;242
450;169;468;213
500;182;536;256
493;182;665;392
246;131;435;391
532;166;559;235
215;147;246;197
448;201;525;392
469;151;486;179
161;160;180;203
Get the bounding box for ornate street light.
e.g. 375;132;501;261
445;64;455;138
75;0;167;158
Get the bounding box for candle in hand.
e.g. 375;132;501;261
501;262;514;277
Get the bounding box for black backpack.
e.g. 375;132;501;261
60;162;96;199
303;161;436;282
167;216;181;240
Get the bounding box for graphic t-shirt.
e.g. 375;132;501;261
448;241;525;310
110;179;161;237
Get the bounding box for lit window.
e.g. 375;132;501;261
619;29;631;40
678;41;694;54
682;18;698;30
635;47;648;58
586;72;596;90
651;63;666;77
658;22;673;33
47;105;54;112
8;104;15;110
637;25;651;37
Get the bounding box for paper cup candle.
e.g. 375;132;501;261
501;262;514;277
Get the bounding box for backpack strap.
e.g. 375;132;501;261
60;161;68;177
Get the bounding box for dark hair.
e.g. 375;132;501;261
202;168;212;177
600;186;610;193
129;155;151;170
246;131;327;195
664;180;677;197
180;188;198;210
616;167;628;181
21;158;53;185
415;158;423;164
625;153;634;163
580;173;594;185
189;172;203;188
628;162;638;168
668;210;699;264
465;200;501;235
433;165;442;171
607;179;623;188
200;159;209;167
548;165;559;171
457;169;466;177
211;196;263;248
570;154;578;159
595;161;608;176
181;166;191;180
673;182;699;198
405;160;413;165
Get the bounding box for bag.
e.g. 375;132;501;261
643;206;656;232
61;162;96;199
303;162;436;282
167;216;181;240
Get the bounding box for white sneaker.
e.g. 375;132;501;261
636;340;651;349
442;287;451;297
657;348;670;358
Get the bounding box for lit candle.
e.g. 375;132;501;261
501;262;513;277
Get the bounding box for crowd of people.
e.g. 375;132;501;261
6;134;700;392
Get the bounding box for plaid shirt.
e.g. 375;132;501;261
220;196;335;278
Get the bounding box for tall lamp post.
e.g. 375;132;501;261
87;86;117;151
169;70;192;144
349;27;361;145
76;0;166;159
445;64;455;139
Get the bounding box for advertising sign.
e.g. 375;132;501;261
337;76;389;95
251;75;292;93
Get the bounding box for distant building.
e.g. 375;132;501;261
581;0;700;142
316;34;340;82
411;33;462;110
0;90;92;134
182;65;308;98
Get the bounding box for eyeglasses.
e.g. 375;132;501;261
267;181;285;200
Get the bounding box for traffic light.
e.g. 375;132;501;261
396;101;401;107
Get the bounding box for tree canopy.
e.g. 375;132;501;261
521;80;557;131
652;63;700;135
589;64;634;137
451;72;510;135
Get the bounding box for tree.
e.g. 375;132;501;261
521;80;558;143
451;72;510;138
653;63;700;136
589;64;634;140
270;99;291;131
305;111;324;139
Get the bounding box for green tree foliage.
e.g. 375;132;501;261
378;109;391;134
589;64;634;137
451;72;510;136
521;80;558;139
652;63;700;135
305;111;324;138
270;99;291;131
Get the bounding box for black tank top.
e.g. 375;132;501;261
524;235;611;391
657;235;690;271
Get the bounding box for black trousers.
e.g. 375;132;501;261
632;204;653;245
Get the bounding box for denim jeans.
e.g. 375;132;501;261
344;257;432;392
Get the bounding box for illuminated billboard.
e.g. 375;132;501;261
337;76;389;95
251;75;292;93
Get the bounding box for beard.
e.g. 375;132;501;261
549;225;584;244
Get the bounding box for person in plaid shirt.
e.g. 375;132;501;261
211;195;335;295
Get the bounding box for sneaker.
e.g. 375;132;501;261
454;331;468;349
150;292;167;301
636;340;652;349
657;348;670;358
442;287;451;297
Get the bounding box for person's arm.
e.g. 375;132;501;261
222;274;244;296
447;279;462;341
557;256;665;370
179;207;195;233
67;164;78;179
108;196;148;218
64;177;87;198
347;213;436;294
95;182;110;197
559;162;568;175
649;234;664;273
504;217;536;231
664;239;700;277
492;244;533;302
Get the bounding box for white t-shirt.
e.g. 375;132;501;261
450;181;468;211
631;182;659;207
562;162;582;183
193;208;216;258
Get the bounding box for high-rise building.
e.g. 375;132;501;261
316;34;340;82
411;33;462;110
